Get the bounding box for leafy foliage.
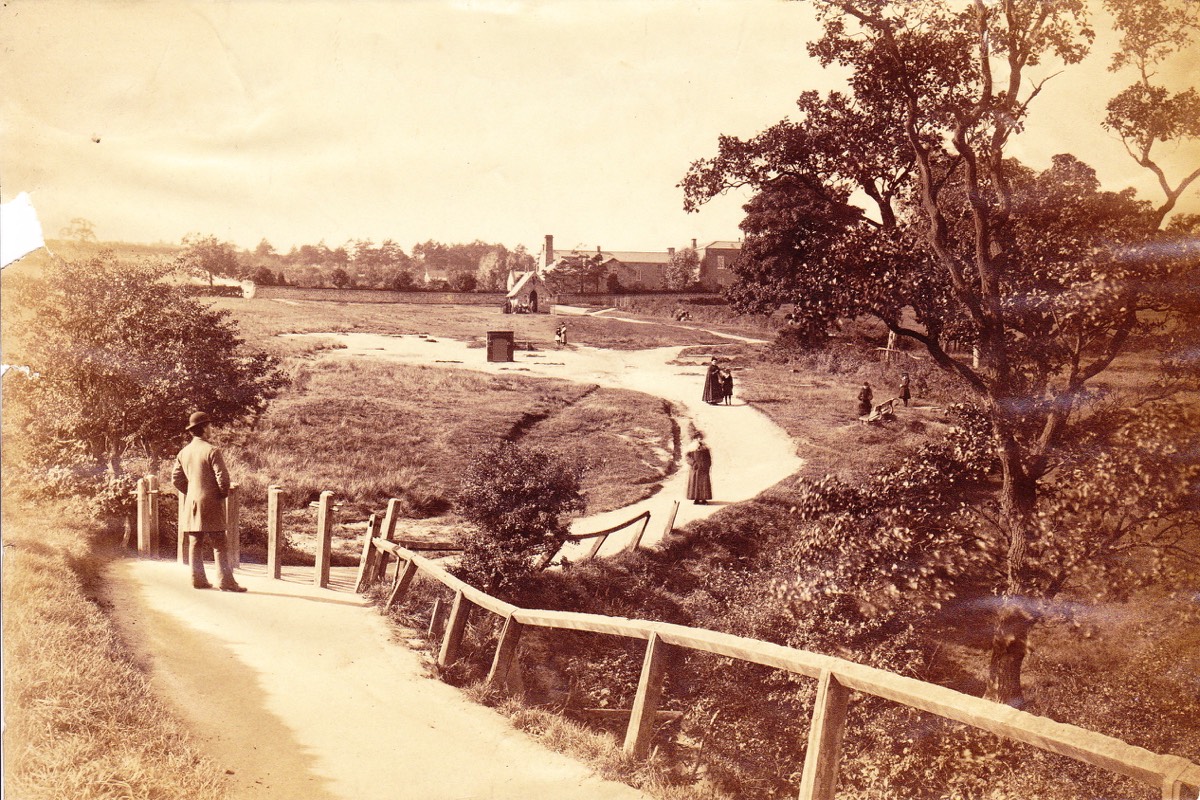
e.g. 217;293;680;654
453;441;583;592
2;254;285;482
682;0;1200;704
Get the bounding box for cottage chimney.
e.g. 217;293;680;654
691;238;697;250
544;234;554;268
668;247;676;257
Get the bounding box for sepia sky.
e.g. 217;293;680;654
2;0;1197;256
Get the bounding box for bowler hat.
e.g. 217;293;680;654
185;411;211;432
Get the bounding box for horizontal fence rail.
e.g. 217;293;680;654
364;539;1200;800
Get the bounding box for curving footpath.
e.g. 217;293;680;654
112;325;802;799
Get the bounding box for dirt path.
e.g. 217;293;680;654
109;560;648;800
296;329;803;554
114;326;802;799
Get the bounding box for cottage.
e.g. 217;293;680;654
505;269;554;313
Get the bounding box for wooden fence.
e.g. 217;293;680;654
359;536;1200;800
132;482;1199;799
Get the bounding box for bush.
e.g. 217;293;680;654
453;441;583;592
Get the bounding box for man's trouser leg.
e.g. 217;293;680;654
188;532;211;587
210;534;238;589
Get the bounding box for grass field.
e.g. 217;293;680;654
6;285;1196;800
2;501;228;800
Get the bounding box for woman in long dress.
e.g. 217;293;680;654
686;435;712;505
702;357;722;404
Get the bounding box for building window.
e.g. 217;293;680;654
717;255;726;270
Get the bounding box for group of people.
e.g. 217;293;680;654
856;372;912;417
554;323;568;348
701;357;734;405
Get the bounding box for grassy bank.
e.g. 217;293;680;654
2;500;227;800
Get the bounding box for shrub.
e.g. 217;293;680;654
453;441;583;592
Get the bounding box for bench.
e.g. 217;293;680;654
860;398;898;424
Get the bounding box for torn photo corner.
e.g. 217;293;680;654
1;192;47;269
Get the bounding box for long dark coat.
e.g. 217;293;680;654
702;363;722;404
857;385;874;417
686;444;712;502
172;436;231;532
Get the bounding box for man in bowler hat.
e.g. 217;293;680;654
172;412;246;592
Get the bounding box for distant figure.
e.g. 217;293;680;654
899;372;911;407
857;382;873;417
686;435;712;505
676;309;692;322
171;412;246;592
720;368;734;405
557;323;568;347
702;357;722;404
554;325;564;348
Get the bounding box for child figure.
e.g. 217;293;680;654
720;368;734;405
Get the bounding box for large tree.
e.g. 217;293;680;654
2;254;285;481
683;0;1200;706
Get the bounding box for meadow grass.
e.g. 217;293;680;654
213;296;740;353
2;500;228;800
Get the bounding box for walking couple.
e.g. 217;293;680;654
701;357;733;405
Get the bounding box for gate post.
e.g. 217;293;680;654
225;485;240;568
146;475;161;556
797;669;850;800
267;485;283;579
177;487;188;564
314;490;334;588
136;478;151;555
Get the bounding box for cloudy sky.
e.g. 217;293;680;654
2;0;1196;256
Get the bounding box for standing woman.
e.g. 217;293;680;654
702;357;722;404
899;372;911;407
857;381;873;417
686;434;713;505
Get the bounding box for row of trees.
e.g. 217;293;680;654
178;235;538;292
683;0;1200;706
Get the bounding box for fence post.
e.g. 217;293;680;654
146;476;161;556
797;669;850;800
267;485;283;579
437;590;471;667
585;532;609;560
354;514;378;593
374;498;401;583
177;488;188;564
627;511;651;553
314;490;334;588
136;478;151;556
384;557;418;611
225;485;240;569
624;631;675;759
661;500;680;540
486;614;526;694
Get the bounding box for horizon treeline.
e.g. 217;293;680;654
181;234;540;292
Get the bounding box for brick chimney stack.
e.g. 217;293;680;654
668;247;676;257
544;234;554;268
691;238;698;250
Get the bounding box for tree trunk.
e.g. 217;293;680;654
987;598;1035;707
986;418;1040;707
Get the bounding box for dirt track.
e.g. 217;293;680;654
113;324;802;799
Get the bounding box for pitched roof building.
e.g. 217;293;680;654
538;234;741;292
